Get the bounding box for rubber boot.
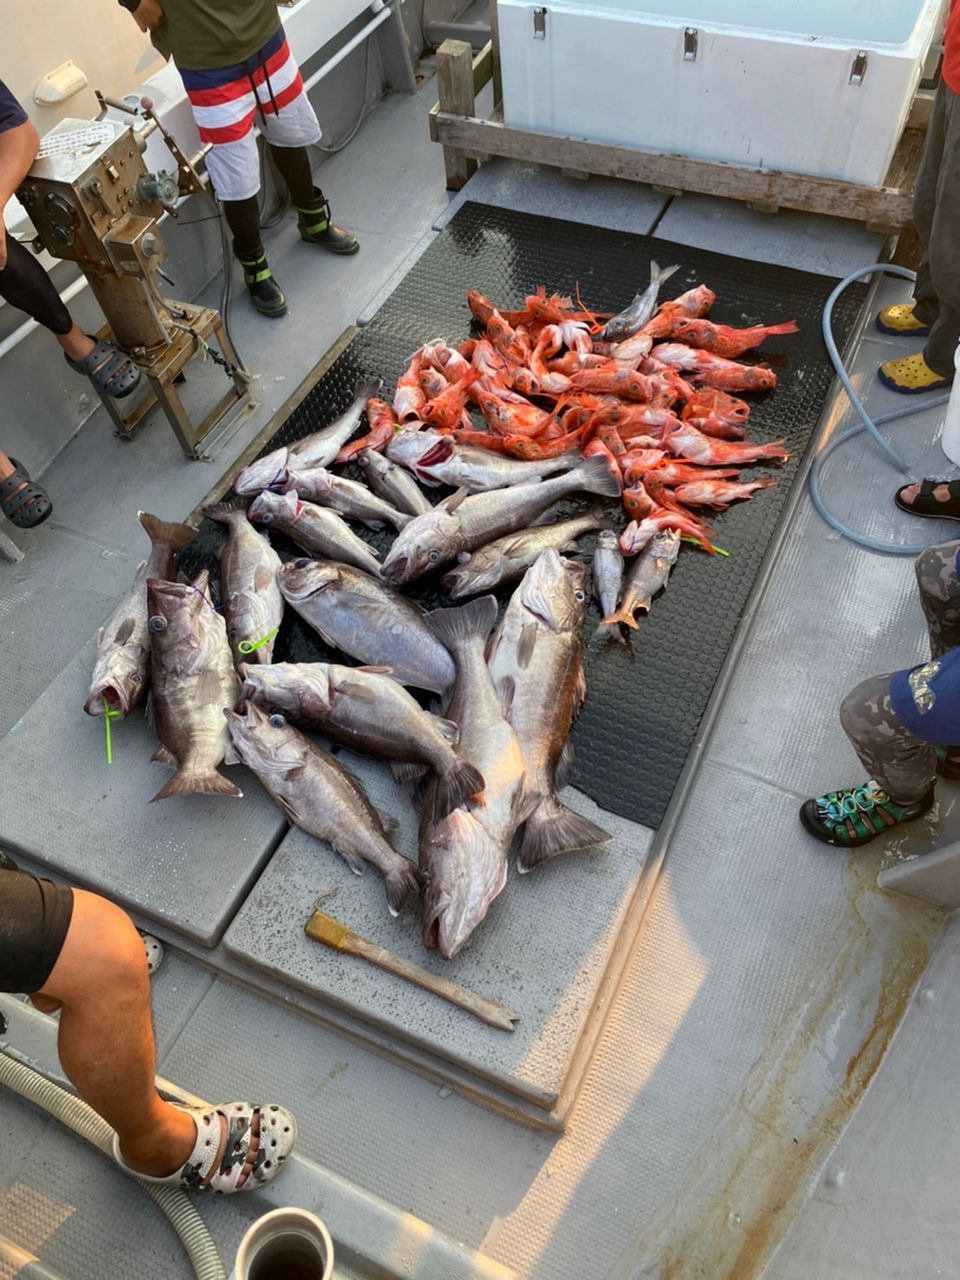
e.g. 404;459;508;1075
295;188;359;255
236;246;288;318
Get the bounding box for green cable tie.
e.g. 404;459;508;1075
238;628;279;655
102;697;122;765
681;535;730;558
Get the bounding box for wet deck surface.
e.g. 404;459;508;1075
2;66;960;1280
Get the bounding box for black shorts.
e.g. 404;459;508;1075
0;867;74;993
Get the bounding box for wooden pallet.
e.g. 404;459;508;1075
429;37;933;236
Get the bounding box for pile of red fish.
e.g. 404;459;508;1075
340;278;800;555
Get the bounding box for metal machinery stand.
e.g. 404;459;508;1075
17;100;249;460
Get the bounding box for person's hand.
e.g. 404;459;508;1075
131;0;164;32
0;217;7;273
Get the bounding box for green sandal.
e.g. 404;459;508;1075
799;780;934;848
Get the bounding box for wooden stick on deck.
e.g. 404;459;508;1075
304;909;519;1032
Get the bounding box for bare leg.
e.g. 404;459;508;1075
54;324;95;364
37;889;196;1176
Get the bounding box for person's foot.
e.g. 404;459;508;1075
237;249;288;318
875;303;931;336
894;478;960;521
799;780;934;848
878;352;952;394
296;190;359;255
0;456;52;528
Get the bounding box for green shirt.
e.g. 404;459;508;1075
150;0;282;71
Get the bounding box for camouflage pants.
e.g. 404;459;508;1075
840;541;960;803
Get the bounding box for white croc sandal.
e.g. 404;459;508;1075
113;1101;297;1194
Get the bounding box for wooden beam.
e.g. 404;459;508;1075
430;112;916;227
473;41;493;96
488;0;502;109
436;40;477;191
906;89;935;133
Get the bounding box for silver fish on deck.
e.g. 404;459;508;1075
276;465;410;531
420;596;529;959
357;449;434;516
146;570;241;802
224;703;422;916
277;558;455;694
488;551;610;871
591;528;626;643
203;500;283;665
239;661;484;819
386;429;581;492
247;489;383;578
85;511;196;717
600;261;680;342
604;528;681;629
381;453;621;585
440;509;606;599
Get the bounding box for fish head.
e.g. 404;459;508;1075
384;429;441;468
380;509;461;584
277;558;342;604
649;529;682;563
596;529;620;553
239;661;331;720
84;628;146;718
421;808;506;959
248;489;300;526
234;446;289;495
518;549;587;634
146;571;218;653
439;550;500;598
357;448;387;479
223;702;306;775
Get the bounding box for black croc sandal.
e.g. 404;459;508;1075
0;458;52;528
65;337;142;399
894;477;960;522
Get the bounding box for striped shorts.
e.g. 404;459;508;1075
181;29;322;203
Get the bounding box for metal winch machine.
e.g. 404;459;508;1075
17;97;249;459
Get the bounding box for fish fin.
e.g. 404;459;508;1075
456;550;472;564
601;609;640;631
496;674;516;719
517;796;611;872
113;617;137;646
375;807;403;842
555;739;576;789
253;563;276;591
434;717;460;744
283;765;307;784
590;619;630;645
384;859;425;917
575;663;587;713
150;744;178;769
512;781;541;829
433;760;486;819
651;260;681;288
143;690;155;728
202;498;249;524
576;452;623;498
138;511;196;549
337;681;379;704
224;740;241;766
357;665;394;676
195;668;228;703
150;768;242;802
517;622;539;669
392;760;428;785
423;595;499;652
96;626;106;647
441;486;469;514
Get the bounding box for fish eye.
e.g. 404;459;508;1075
148;615;167;633
574;590;585;601
428;550;440;563
293;559;311;569
269;712;286;728
260;513;273;524
130;673;143;685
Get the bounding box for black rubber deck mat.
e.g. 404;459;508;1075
182;202;866;829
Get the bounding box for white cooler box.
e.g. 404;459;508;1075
497;0;946;185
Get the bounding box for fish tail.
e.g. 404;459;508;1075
355;374;384;401
433;760;486;819
518;795;611;872
150;768;243;802
590;619;630;645
601;608;640;631
575;452;623;498
138;511;197;550
652;260;681;287
202;498;250;524
765;320;799;335
424;595;499;653
384;859;425;917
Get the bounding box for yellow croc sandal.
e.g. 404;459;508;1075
876;303;931;336
878;352;952;394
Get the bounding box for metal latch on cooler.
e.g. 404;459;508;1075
533;7;547;39
849;50;868;84
683;27;698;61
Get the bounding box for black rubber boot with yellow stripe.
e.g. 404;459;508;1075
295;188;359;255
236;246;287;318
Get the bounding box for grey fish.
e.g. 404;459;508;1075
604;529;681;629
203;500;284;665
233;376;382;493
386;429;581;492
239;661;484;819
247;489;383;578
381;453;621;585
591;528;626;643
85;511;196;717
599;261;681;342
440;509;607;599
357;448;434;516
488;550;610;871
276;465;410;530
277;559;455;694
146;570;242;801
224;703;422;916
420;596;529;959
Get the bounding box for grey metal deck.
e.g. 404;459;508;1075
3;61;960;1280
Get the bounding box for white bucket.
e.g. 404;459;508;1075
939;343;960;465
229;1208;334;1280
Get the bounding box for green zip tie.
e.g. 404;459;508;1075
102;697;121;764
681;535;730;557
238;628;279;655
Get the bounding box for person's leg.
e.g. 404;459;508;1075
909;81;946;330
220;192;288;318
915;539;960;658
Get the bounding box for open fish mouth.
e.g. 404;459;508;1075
84;683;129;718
